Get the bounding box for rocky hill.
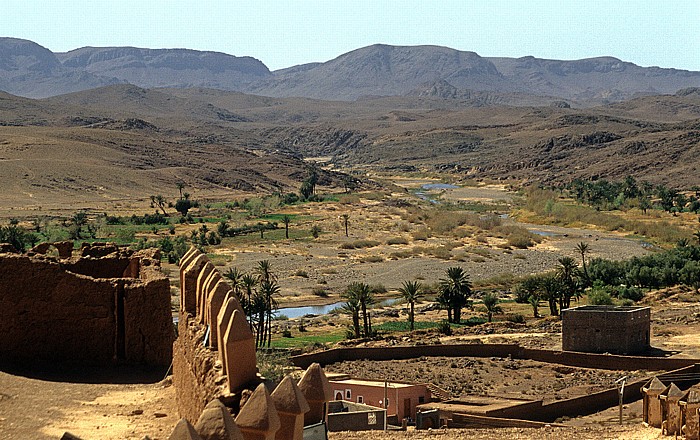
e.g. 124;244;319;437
57;46;271;90
0;38;119;98
1;38;699;104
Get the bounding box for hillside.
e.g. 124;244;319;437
57;46;271;90
1;83;700;215
1;38;699;104
0;38;119;98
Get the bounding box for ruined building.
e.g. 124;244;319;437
561;305;651;354
0;242;173;367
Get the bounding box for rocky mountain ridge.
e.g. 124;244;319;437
1;38;699;103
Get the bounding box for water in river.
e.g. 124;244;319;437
278;297;400;319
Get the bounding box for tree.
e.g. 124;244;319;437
341;290;362;338
256;260;277;284
345;282;375;337
223;267;243;298
175;198;196;217
282;214;291;239
680;261;700;293
576;242;590;284
639;196;651;214
482;293;502;323
438;266;472;323
150;195;168;215
299;168;319;201
341;213;350;237
515;276;541;318
311;224;322;239
539;274;563;316
556;256;582;310
398;281;422;331
176;181;186;200
241;273;257;320
258;280;280;348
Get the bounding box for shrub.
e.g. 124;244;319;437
617;285;644;302
339;239;380;249
387;236;409;245
411;228;430;241
312;287;328;297
360;255;384;263
281;329;293;338
506;314;526;324
437;320;452;336
588;289;614;305
295;270;309;278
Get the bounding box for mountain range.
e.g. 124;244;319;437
2;37;699;104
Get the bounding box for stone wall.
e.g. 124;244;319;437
0;247;172;367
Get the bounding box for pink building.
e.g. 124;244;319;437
328;376;431;421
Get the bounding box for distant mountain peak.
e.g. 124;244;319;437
0;39;699;103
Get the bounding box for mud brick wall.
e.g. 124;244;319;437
562;306;651;354
0;252;172;367
173;312;227;423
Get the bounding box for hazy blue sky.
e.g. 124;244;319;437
4;0;699;71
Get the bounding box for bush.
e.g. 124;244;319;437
387;236;409;245
437;320;452;336
411;228;430;241
506;314;526;324
281;329;292;338
312;288;328;297
360;255;384;263
339;239;380;249
588;289;614;305
616;285;644;302
295;270;309;278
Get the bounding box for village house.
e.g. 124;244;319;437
328;375;430;421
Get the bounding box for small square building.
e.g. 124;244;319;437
561;305;650;354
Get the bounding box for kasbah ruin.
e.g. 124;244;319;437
3;237;700;440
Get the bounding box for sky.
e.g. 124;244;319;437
3;0;699;71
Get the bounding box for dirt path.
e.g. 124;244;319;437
0;369;177;440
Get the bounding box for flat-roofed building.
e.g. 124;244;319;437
562;305;651;354
328;375;430;421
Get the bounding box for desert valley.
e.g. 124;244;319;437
1;35;700;440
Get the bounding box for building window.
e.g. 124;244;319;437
418;396;425;404
357;396;363;404
385;398;390;407
345;389;352;399
334;391;343;400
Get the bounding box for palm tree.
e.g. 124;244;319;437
482;293;502;323
438;267;472;323
345;282;374;337
398;281;422;331
241;273;257;322
258;280;280;348
340;293;362;338
576;242;590;284
249;290;267;348
539;273;563;317
256;260;277;284
282;214;291;239
223;267;243;298
176;181;186;200
556;256;581;310
341;213;350;237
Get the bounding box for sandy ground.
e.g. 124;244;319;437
0;368;177;440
